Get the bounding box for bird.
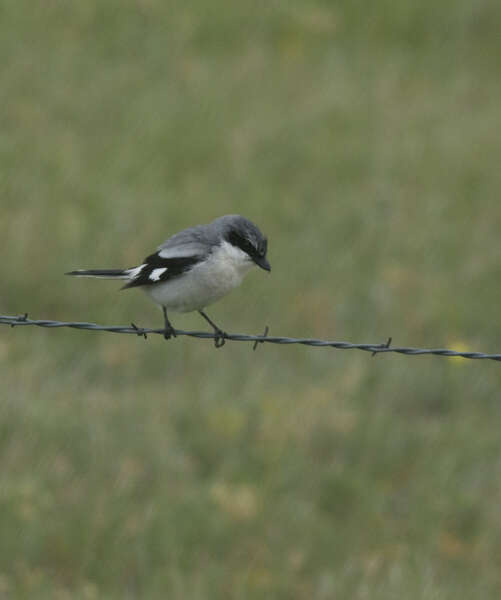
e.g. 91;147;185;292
66;214;271;348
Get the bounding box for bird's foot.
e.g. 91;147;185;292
162;307;177;341
164;325;177;340
198;310;227;348
212;327;227;348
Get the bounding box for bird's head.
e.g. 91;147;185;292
218;215;271;272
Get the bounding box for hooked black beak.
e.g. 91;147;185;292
254;256;271;272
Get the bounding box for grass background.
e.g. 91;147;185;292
1;0;501;597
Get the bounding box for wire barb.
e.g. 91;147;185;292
130;322;148;340
253;325;269;351
1;314;501;362
11;313;28;327
372;336;392;357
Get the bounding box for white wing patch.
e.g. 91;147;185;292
149;267;168;281
126;264;147;279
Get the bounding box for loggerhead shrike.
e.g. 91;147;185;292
66;214;270;347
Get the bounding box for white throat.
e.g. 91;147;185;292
214;240;254;278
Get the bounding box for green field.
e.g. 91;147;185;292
2;1;501;597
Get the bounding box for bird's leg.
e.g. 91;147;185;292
163;307;177;340
198;310;227;348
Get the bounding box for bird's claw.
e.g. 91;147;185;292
164;326;177;340
213;328;227;348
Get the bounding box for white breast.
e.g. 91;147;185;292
144;241;254;312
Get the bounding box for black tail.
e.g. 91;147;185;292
65;269;129;280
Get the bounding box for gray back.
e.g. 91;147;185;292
157;215;265;259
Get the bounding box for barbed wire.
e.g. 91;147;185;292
1;313;500;362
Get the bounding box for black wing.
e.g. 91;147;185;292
122;252;202;289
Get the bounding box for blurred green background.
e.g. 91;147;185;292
1;1;501;598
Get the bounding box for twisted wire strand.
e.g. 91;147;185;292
1;314;500;362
